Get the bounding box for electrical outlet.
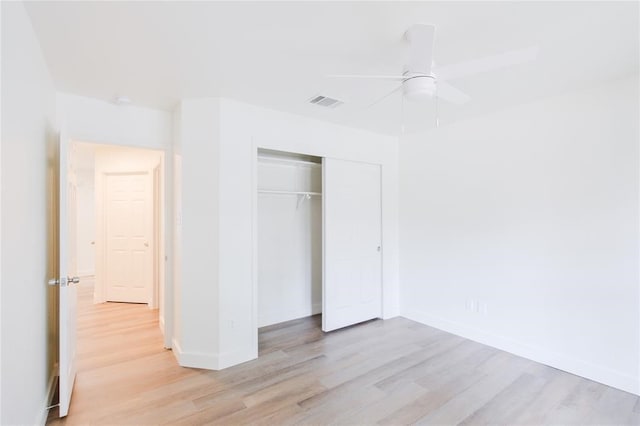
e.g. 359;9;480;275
466;299;488;315
466;299;478;312
480;302;488;315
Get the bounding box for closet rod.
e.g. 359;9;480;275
258;190;322;196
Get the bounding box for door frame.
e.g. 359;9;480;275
250;142;386;357
68;140;171;345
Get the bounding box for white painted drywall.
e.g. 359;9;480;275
171;99;220;368
399;76;640;395
0;2;57;424
257;158;322;327
76;167;96;277
56;93;172;150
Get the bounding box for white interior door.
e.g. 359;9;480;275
322;158;382;332
58;133;79;417
105;172;152;303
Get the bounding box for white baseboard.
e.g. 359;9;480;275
171;338;256;371
402;308;640;396
171;338;182;364
37;371;58;425
171;338;219;370
159;316;165;335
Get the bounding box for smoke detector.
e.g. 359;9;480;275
113;95;132;105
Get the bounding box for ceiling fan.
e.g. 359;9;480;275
329;24;539;124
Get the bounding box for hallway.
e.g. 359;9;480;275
46;282;196;424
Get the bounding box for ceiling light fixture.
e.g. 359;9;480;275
113;95;132;105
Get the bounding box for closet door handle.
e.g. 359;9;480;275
377;246;381;252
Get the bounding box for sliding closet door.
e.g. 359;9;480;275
323;158;382;332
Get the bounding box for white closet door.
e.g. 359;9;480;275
323;158;382;332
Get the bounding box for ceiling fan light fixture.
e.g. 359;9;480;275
403;76;436;102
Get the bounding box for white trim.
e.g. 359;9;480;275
402;308;640;396
171;338;182;364
257;155;321;168
37;371;58;425
250;139;259;360
171;338;219;370
257;190;322;196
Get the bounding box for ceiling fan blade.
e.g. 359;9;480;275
435;46;539;81
436;81;471;105
366;85;402;109
327;74;406;81
405;23;436;75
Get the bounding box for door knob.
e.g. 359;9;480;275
144;242;149;247
47;277;80;287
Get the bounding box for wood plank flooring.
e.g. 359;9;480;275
47;284;640;425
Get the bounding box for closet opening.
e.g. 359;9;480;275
256;148;323;354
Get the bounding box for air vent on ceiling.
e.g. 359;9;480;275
309;95;343;108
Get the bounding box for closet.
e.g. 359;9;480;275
257;149;384;336
257;149;322;327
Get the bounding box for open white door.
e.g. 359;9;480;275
55;132;79;417
322;158;382;332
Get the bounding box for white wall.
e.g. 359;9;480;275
171;99;220;368
76;167;95;277
56;93;172;150
257;157;322;327
174;97;399;369
399;76;640;395
1;2;57;424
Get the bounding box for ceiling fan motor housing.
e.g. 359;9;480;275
403;75;436;102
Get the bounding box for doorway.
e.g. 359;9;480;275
70;140;169;366
256;148;323;348
72;142;164;308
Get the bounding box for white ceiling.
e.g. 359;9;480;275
24;1;639;135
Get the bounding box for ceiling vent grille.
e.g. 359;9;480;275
309;95;343;108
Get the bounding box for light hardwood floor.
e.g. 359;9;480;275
47;284;640;425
